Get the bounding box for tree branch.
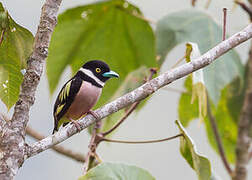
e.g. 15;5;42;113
26;126;85;163
233;41;252;180
0;0;62;179
25;23;252;159
101;134;182;144
207;96;233;176
235;1;252;21
11;0;62;140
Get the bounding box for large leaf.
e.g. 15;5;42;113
0;3;34;109
178;76;198;126
156;10;244;104
179;76;244;163
47;0;156;109
176;120;211;180
79;162;155;180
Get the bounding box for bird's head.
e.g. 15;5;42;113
77;60;119;87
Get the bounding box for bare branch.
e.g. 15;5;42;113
83;121;102;173
26;126;85;163
0;0;62;179
235;1;252;21
233;42;252;180
101;134;182;144
12;0;62;137
207;96;233;176
102;102;140;136
26;23;252;159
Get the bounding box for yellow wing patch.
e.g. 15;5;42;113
55;103;65;116
59;80;72;102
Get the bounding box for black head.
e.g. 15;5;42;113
76;60;119;87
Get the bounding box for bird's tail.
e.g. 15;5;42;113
52;127;58;134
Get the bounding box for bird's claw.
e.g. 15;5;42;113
70;119;81;133
87;110;99;120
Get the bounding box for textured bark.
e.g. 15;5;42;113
26;23;252;158
26;126;85;163
0;0;62;179
233;41;252;180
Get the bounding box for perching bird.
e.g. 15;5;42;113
52;60;119;134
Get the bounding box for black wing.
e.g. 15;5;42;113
52;76;82;133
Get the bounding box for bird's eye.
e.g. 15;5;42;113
96;68;101;73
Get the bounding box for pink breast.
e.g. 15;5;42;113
66;81;102;119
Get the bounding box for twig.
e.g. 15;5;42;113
207;96;233;176
223;8;227;41
83;121;102;173
102;102;140;136
101;134;182;144
235;1;252;21
0;29;5;46
26;126;85;163
26;23;252;158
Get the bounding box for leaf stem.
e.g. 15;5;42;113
223;8;227;41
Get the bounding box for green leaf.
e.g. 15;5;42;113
178;75;199;126
0;3;34;109
188;42;207;123
175;120;211;180
47;0;156;110
156;10;244;104
79;162;155;180
179;76;244;163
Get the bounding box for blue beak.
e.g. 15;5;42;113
102;70;119;78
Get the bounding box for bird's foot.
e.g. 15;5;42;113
70;118;81;133
87;110;99;120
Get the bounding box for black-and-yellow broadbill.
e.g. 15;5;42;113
53;60;119;133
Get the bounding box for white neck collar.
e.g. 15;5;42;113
79;67;105;87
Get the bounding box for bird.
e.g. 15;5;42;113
52;60;119;134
